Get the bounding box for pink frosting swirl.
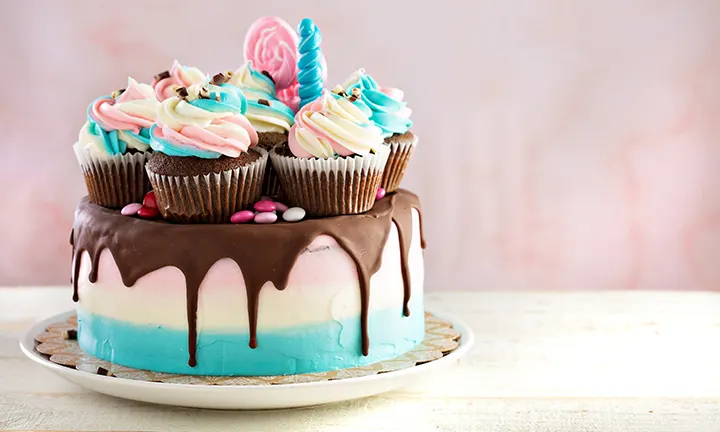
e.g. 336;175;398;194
89;78;156;132
153;86;259;158
152;60;207;101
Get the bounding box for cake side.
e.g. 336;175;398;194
71;190;425;376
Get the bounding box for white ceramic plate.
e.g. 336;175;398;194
20;310;473;410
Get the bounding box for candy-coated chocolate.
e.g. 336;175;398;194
230;210;255;224
254;212;278;224
137;206;160;219
376;187;386;200
254;201;277;212
143;191;158;209
275;202;289;213
282;207;306;222
121;203;142;216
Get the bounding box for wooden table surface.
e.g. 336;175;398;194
1;288;718;431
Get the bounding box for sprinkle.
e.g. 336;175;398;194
96;367;114;377
261;70;275;84
348;88;361;102
111;88;125;99
154;70;170;81
175;87;189;99
258;99;270;106
332;85;347;97
211;73;229;85
199;86;210;99
62;329;77;340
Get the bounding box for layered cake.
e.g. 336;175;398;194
70;16;423;376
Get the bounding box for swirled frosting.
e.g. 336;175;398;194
152;61;207;101
150;82;258;159
77;78;159;159
297;18;324;109
288;90;384;158
340;69;412;137
228;62;295;133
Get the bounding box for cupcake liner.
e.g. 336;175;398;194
262;164;283;198
381;134;418;193
146;150;267;223
257;132;288;199
270;145;390;217
73;144;153;209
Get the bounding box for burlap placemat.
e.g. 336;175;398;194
34;312;461;385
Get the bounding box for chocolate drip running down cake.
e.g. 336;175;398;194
70;16;422;376
71;190;424;375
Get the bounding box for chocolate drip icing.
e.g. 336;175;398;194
71;189;424;365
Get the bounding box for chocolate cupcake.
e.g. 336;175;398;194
146;78;266;223
73;78;158;208
227;61;296;198
339;69;416;193
270;90;389;217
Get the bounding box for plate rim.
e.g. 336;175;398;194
20;308;474;391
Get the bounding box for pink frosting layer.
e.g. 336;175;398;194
154;111;259;158
152;61;204;101
86;235;358;295
89;80;155;132
288;94;356;158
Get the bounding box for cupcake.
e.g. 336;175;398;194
270;90;389;217
146;75;266;223
152;60;207;101
339;69;416;193
227;61;295;197
73;78;158;208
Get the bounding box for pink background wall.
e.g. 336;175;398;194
1;1;719;290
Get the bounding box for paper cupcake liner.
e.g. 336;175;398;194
147;151;267;224
262;165;283;198
270;145;390;217
74;145;153;209
381;134;418;193
257;133;288;199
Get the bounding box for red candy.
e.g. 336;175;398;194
138;206;160;219
254;200;277;212
143;191;158;209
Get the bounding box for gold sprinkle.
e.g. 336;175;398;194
111;88;126;99
154;70;170;81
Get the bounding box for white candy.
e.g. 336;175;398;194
282;207;306;222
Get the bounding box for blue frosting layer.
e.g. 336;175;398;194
77;298;425;376
345;73;413;137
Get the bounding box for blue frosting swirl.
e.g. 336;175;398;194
188;84;247;114
149;84;250;160
149;125;220;159
344;73;412;137
297;18;324;109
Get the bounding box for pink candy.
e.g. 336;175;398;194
231;210;255;224
121;203;143;216
254;212;278;224
254;200;277;212
376;187;386;200
275;202;289;213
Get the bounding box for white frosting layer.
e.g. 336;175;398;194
75;210;424;331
